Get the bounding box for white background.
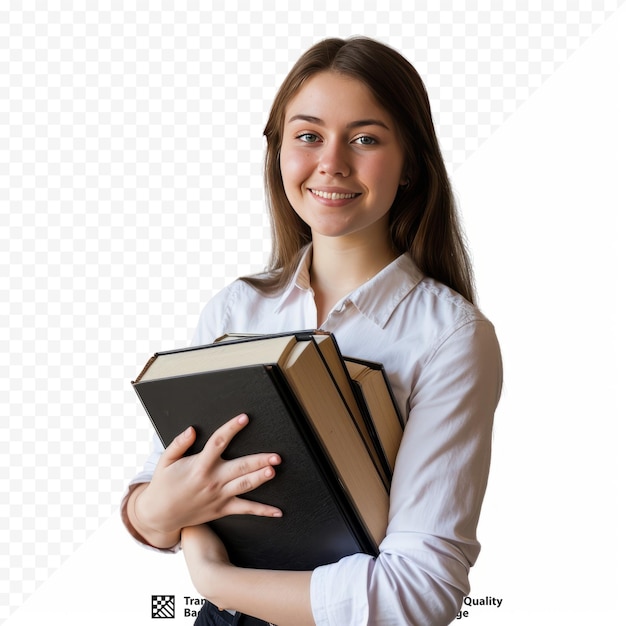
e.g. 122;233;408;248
2;2;624;624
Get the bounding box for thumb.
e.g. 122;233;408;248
161;426;196;466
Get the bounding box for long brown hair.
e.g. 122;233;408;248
243;36;476;304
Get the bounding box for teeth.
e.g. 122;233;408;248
311;189;358;200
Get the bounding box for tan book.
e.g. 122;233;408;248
344;357;404;472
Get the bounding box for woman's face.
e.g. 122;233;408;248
280;71;406;243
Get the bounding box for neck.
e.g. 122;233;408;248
309;233;397;325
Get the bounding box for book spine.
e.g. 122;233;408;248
350;380;393;483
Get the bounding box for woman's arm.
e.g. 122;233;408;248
182;524;315;626
309;319;503;624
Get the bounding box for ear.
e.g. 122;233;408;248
399;164;412;188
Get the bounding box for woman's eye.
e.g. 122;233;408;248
296;133;319;143
354;136;377;145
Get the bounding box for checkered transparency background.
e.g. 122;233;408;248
0;1;622;620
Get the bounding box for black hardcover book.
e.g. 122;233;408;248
133;362;379;570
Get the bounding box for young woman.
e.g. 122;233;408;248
122;37;503;625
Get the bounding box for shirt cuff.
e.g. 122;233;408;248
310;553;374;625
119;478;181;554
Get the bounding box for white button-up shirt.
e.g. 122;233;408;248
124;244;502;625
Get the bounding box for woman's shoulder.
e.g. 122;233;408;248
202;276;279;318
393;270;501;383
192;276;284;345
417;275;488;321
398;266;496;350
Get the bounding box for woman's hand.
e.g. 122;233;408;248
128;414;282;548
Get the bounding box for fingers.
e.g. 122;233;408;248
163;413;249;468
201;450;283;520
221;456;282;496
201;413;251;458
200;414;282;478
161;425;196;466
225;496;283;519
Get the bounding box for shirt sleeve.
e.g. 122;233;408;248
310;319;503;625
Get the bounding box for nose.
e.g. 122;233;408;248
318;139;351;177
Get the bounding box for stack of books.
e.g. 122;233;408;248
132;331;403;570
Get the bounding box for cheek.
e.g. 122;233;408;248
364;155;401;190
367;156;405;213
281;148;313;188
280;151;305;210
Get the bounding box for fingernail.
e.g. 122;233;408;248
269;455;281;465
237;414;248;425
272;510;283;518
183;426;193;438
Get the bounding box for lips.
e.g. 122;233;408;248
309;188;361;200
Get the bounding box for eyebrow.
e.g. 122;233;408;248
287;114;390;131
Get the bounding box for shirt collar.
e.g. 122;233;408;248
349;253;424;328
275;243;424;329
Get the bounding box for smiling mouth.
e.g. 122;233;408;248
309;189;360;200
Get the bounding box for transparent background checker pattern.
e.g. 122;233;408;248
1;1;623;621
